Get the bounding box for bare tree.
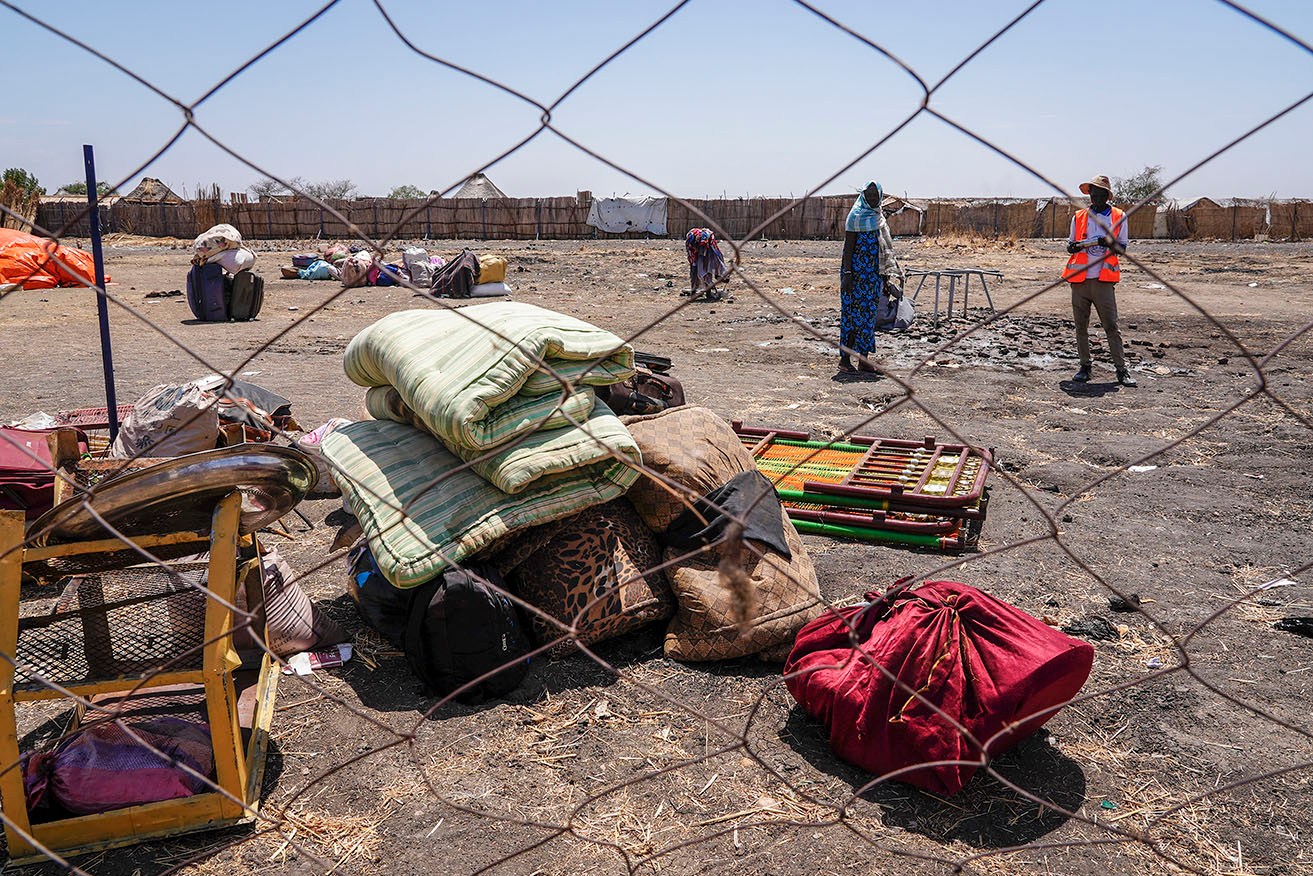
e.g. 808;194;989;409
302;179;357;200
249;177;289;199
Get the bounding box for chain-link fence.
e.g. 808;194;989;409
1;1;1311;873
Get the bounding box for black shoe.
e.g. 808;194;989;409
1072;366;1092;383
1117;370;1137;387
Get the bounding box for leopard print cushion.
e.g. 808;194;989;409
504;500;673;655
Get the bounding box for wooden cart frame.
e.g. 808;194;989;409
0;490;277;865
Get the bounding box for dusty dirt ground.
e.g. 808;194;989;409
2;236;1311;876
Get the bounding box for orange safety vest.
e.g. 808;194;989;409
1063;206;1125;283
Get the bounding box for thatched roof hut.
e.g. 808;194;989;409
453;173;508;199
882;195;924;236
120;177;184;204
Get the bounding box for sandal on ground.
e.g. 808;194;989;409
837;361;857;374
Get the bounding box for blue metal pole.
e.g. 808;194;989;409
83;145;119;442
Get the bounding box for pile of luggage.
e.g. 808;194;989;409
321;303;824;702
185;224;264;322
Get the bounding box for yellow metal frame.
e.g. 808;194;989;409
0;491;279;866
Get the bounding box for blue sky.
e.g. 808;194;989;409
4;0;1312;202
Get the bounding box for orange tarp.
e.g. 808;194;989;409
0;228;106;290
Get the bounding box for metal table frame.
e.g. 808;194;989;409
905;269;1001;321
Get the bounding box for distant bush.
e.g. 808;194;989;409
388;184;426;199
57;181;116;197
1114;165;1166;205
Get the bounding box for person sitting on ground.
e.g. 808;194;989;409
839;181;905;374
1062;173;1135;387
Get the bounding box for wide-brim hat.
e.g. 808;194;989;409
1079;174;1113;195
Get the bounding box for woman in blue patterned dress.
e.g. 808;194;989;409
839;181;905;373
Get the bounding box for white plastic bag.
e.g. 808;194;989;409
894;296;916;330
402;247;432;287
110;382;219;459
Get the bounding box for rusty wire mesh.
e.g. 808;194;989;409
1;0;1311;874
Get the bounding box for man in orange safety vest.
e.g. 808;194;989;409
1063;174;1135;387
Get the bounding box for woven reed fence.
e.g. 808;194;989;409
34;195;1302;242
1173;200;1268;240
1034;201;1158;240
1266;199;1313;240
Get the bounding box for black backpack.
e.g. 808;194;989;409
596;368;685;416
227;269;265;321
402;565;530;703
348;543;411;649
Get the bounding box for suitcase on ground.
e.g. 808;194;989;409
227;270;264;321
186;263;230;322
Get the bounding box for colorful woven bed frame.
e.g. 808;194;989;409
733;423;992;551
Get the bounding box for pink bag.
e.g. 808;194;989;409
0;426;88;517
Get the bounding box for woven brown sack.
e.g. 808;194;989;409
496;500;674;656
663;516;823;662
621;406;756;533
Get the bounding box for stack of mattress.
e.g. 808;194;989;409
323;303;642;588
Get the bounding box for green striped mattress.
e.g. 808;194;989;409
344;303;635;452
322;420;641;588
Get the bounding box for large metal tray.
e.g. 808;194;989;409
30;444;317;542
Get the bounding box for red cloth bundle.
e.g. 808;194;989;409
784;581;1094;796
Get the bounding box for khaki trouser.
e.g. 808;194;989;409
1070;280;1126;372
